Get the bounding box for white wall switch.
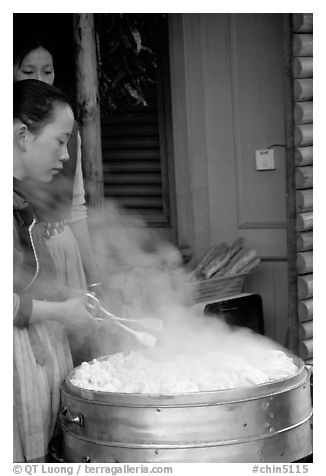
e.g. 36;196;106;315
255;149;275;170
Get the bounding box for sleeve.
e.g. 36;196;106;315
13;293;32;328
13;221;33;328
68;130;88;224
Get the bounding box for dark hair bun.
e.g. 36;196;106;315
13;79;73;133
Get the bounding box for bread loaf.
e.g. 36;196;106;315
192;242;229;279
222;248;258;276
202;237;245;279
228;237;246;259
202;247;231;279
235;256;260;275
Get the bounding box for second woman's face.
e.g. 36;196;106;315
13;47;55;85
23;104;74;182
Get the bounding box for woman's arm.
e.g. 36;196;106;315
13;292;96;333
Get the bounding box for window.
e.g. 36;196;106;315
100;15;175;230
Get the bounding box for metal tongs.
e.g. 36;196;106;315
85;293;160;348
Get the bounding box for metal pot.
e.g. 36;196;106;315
60;354;312;463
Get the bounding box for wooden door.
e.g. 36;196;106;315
169;13;288;344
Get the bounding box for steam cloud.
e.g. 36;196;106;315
84;199;290;365
17;174;295;373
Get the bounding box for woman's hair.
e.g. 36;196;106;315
13;36;54;67
13;79;73;134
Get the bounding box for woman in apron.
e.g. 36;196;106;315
13;79;95;462
13;37;102;365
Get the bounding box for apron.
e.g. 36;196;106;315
13;321;73;462
13;193;73;463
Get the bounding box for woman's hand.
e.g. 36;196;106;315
54;286;88;301
58;295;96;333
30;295;96;334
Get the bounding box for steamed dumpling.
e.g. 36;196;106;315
70;349;298;394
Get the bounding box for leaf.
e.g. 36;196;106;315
95;13;159;113
106;40;121;55
131;28;142;53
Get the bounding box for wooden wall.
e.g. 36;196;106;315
292;14;313;362
169;13;289;344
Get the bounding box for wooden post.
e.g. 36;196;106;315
294;78;313;101
297;231;313;251
73;13;104;210
296;251;313;274
297;274;313;299
298;321;313;339
296;189;313;211
292;34;313;56
293;14;313;33
292;57;313;78
294;124;313;147
298;298;313;322
295;166;313;189
294;101;313;124
296;211;313;231
295;146;313;166
299;338;313;359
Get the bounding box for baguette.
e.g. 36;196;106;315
236;256;260;274
216;247;248;276
223;249;258;276
191;242;229;279
211;237;245;277
202;237;245;279
202;248;231;279
227;237;246;260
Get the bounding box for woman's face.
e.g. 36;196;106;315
13;47;55;85
21;104;74;182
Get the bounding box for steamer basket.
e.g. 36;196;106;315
186;273;246;303
60;353;312;463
